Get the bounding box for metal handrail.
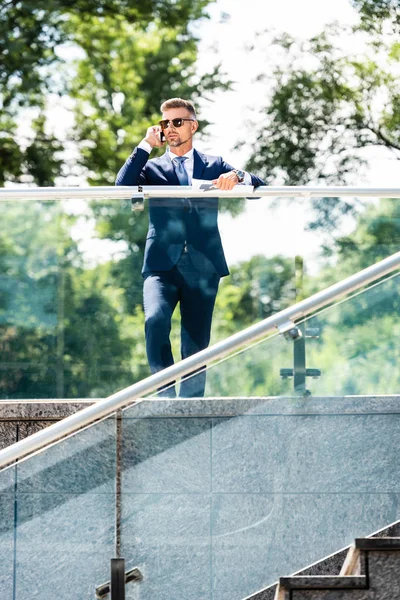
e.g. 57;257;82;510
1;249;400;470
1;185;400;200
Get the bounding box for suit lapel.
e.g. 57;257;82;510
193;149;209;180
158;152;180;185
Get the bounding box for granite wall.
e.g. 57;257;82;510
0;396;400;600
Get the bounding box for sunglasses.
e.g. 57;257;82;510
159;118;196;130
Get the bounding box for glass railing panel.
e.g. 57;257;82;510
149;270;400;399
0;415;117;599
0;264;399;599
297;195;400;297
1;385;399;600
124;272;400;599
0;197;149;400
2;192;399;400
120;404;213;599
301;273;400;396
0;466;14;600
0;200;61;400
120;394;400;599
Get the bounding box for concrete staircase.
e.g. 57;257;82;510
245;522;400;600
276;537;400;599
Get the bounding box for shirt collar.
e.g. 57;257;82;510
167;147;194;162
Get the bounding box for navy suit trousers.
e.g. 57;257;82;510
143;250;220;398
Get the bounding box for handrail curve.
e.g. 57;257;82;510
0;250;400;470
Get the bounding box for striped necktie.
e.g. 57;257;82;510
173;156;189;186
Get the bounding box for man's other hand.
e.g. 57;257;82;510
144;126;165;148
212;171;239;190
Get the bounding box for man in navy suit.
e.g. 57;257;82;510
116;98;264;397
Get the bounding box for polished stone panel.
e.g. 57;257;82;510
0;423;17;491
16;417;116;495
119;400;400;600
121;417;211;493
15;492;114;600
211;493;400;600
211;414;400;493
0;422;17;450
121;493;211;600
122;395;400;419
0;494;14;600
0;401;94;420
18;420;56;440
0;465;14;494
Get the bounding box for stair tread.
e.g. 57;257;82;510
279;576;366;590
356;537;400;550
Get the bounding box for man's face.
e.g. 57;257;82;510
161;108;198;148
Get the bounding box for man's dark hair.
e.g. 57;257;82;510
160;98;197;119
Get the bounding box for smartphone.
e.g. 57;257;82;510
159;130;165;143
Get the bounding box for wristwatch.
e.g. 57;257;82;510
233;169;245;183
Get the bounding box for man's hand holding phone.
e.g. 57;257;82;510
144;125;165;148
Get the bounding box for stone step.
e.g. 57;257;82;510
244;523;400;600
355;537;400;551
276;537;400;599
279;576;366;590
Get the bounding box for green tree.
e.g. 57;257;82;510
0;0;212;108
351;0;400;32
307;197;400;290
0;202;148;399
68;13;229;184
245;27;400;184
212;255;295;339
0;0;224;185
243;3;400;231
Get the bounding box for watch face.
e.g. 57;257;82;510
236;170;245;181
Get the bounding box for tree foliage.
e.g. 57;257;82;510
0;0;211;106
245;27;400;187
213;255;295;337
0;0;223;185
351;0;400;33
243;2;400;230
0;202;148;398
68;14;228;184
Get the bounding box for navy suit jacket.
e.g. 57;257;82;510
115;147;264;277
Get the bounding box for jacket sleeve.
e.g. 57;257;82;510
219;158;265;188
248;173;265;188
115;147;150;185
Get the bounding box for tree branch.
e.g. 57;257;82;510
367;125;400;156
